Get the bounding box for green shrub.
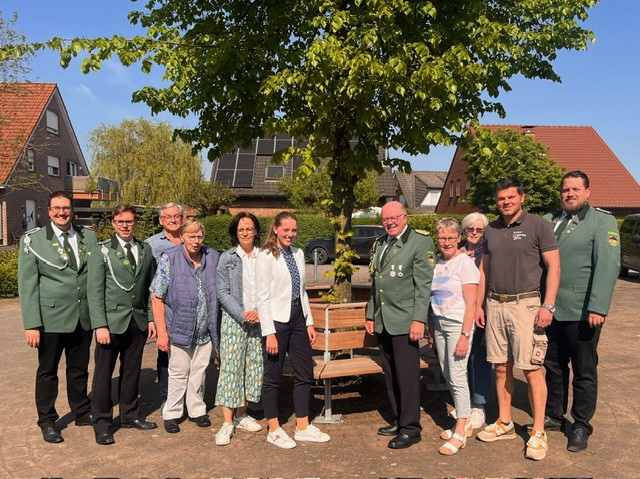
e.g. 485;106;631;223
0;247;19;298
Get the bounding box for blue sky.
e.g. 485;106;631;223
4;0;639;183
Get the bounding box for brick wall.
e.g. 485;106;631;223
435;145;477;215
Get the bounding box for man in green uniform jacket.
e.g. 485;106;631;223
87;204;157;445
543;171;620;452
365;201;435;449
18;191;98;444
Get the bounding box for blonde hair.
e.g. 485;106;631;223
263;211;297;257
181;219;205;236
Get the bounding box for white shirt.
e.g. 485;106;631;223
431;253;480;322
116;235;139;264
50;222;80;265
237;246;258;313
553;211;575;232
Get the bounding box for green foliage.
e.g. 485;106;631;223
0;247;18;298
88;118;203;206
0;11;32;83
181;178;236;216
463;128;565;214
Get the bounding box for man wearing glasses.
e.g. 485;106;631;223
366;201;435;449
18;191;98;444
145;202;184;404
88;204;157;445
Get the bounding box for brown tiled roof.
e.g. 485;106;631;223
414;171;447;189
481;125;640;208
396;170;447;209
376;167;397;197
0;83;56;184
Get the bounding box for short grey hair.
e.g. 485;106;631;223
461;212;489;232
435;217;462;236
158;202;184;215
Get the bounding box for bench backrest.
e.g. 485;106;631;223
310;302;378;352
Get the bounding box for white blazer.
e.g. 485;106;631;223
256;246;312;336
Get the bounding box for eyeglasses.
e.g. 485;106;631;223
437;237;459;243
161;214;182;221
381;214;406;224
185;234;204;241
49;206;72;213
237;228;255;235
465;227;484;234
113;220;135;226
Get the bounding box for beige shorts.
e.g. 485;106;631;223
486;295;544;370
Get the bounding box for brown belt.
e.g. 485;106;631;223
488;291;540;303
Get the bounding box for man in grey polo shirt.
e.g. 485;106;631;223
476;177;560;462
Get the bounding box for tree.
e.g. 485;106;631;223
463;128;565;214
180;178;236;216
88;118;203;206
278;168;379;215
1;0;598;300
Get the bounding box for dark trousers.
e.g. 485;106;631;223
377;328;422;437
262;301;313;420
35;322;92;428
468;327;495;407
157;350;169;402
91;321;146;432
544;319;601;434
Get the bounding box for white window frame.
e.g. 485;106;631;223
456;179;461;196
47;156;60;177
27;149;35;172
66;161;78;177
265;165;285;180
46;110;59;134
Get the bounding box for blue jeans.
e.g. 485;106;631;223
468;328;495;407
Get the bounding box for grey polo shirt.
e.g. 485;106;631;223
485;210;558;295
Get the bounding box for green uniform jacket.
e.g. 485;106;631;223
87;236;155;334
544;204;620;321
366;227;435;335
18;223;98;333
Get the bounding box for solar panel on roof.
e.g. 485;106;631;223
256;137;275;154
236;153;255;170
275;139;292;152
234;170;254;187
217;154;237;170
215;169;234;185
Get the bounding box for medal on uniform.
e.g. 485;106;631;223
389;265;396;277
397;265;404;277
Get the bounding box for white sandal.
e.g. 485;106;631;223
438;432;467;455
439;421;473;440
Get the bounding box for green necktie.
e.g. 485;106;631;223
62;232;78;270
555;216;570;240
379;238;397;268
125;243;137;272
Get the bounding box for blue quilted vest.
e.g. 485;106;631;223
163;244;219;347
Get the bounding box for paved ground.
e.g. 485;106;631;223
1;268;638;478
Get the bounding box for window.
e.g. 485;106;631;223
46;110;59;134
466;178;471;191
265;165;285;180
47;156;60;176
456;179;461;196
66;161;78;177
27;150;35;172
450;181;454;197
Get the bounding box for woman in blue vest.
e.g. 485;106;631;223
256;211;330;449
150;219;219;434
214;212;264;446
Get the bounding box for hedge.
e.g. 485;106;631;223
0;247;19;298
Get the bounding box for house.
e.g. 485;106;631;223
395;170;447;214
209;133;395;216
0;83;117;245
435;125;640;218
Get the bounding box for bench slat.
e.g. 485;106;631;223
313;330;379;351
316;356;433;379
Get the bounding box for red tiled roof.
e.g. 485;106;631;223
0;83;57;184
481;125;640;208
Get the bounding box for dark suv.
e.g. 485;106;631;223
620;213;640;277
304;225;385;264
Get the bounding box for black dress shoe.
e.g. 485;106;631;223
388;433;421;449
527;415;565;432
120;419;158;430
189;415;211;428
164;419;180;433
95;430;115;446
567;426;589;452
75;414;93;427
41;425;63;444
377;423;399;436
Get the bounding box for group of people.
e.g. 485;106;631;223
367;171;619;461
18;168;620;460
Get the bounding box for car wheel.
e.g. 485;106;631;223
310;247;328;265
619;265;629;277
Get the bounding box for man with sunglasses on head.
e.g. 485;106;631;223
145;202;184;405
18;191;98;444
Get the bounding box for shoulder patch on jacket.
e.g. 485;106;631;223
608;231;620;247
98;239;111;245
24;227;41;236
414;229;430;236
595;207;613;215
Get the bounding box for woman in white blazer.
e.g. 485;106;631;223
256;212;330;449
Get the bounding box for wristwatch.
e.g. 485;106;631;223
541;303;556;313
460;331;471;339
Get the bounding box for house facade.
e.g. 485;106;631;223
396;170;447;214
435;125;640;218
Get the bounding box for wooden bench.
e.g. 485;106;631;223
309;302;442;424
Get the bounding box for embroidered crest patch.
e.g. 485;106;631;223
608;231;619;247
427;251;436;268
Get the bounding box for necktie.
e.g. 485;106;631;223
125;243;137;272
555;216;570;240
62;232;78;270
281;248;300;300
379;238;397;268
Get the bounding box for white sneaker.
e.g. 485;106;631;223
215;422;234;446
294;424;330;443
267;427;296;449
233;414;263;432
469;407;486;429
